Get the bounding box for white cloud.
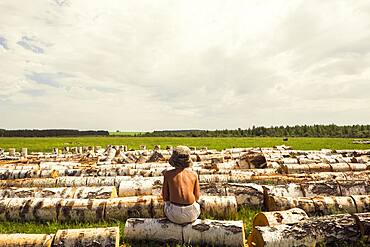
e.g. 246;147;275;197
0;0;370;130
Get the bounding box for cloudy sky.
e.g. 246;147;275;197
1;0;370;131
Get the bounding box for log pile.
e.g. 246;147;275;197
0;145;369;246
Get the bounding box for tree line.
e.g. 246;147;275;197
142;125;370;138
0;129;109;137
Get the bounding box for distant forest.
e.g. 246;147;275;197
143;125;370;138
0;129;109;137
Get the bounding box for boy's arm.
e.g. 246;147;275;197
193;174;201;201
162;173;170;201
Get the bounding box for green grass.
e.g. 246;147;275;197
0;137;369;153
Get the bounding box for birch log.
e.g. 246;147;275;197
58;199;106;222
252;208;309;227
118;180;154;197
105;196;153;220
248;214;360;247
312;196;357;215
351;195;370;213
280;164;310;174
353;212;370;237
225;183;265;207
198;196;238;218
263;183;304;198
0;198;61;221
183;219;245;247
57;177;88;187
52;227;119;247
330;163;351;172
300;181;342;197
308;163;332;172
266;196;316;213
73;186;117;199
0;169;58;179
124;218;183;243
124;218;245;247
337;181;370;196
0;234;54;247
349;163;369;171
199;182;228;196
0;187;76;199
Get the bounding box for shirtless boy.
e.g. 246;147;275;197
162;146;201;224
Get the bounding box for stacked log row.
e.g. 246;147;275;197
0;169;59;179
124;218;245;247
0;170;369;190
248;213;370;247
280;163;370;174
266;195;370;216
0;195;237;222
0;186;117;199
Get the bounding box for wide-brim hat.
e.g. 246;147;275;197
169;145;193;168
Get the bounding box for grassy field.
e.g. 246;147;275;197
0;136;368;245
0;137;369;153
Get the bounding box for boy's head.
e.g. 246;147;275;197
169;145;193;168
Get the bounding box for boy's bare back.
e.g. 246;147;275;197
162;168;200;205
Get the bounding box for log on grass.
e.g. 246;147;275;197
124;218;183;243
0;234;54;247
124;218;245;247
183;219;245;247
52;227;119;247
0;198;61;221
248;214;361;247
252;208;309;228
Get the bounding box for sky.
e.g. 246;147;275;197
1;0;370;131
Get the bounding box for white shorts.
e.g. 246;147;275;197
164;201;201;224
